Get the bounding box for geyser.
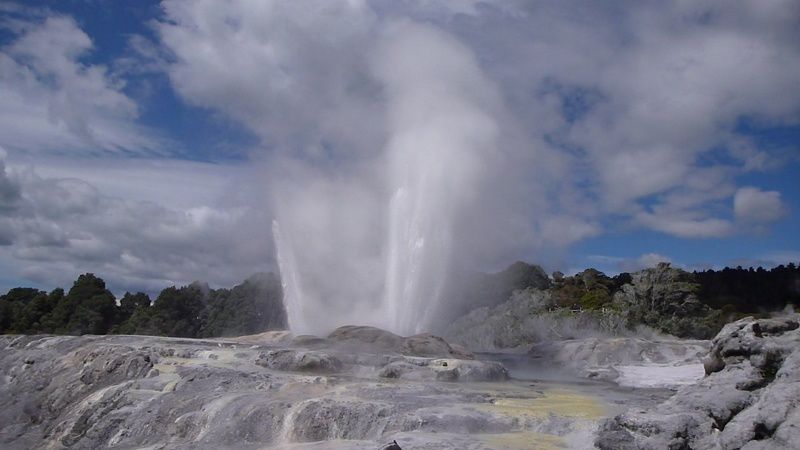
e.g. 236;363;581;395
272;22;499;336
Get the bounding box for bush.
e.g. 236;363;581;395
580;289;611;310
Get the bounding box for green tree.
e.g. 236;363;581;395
115;305;157;335
38;288;64;332
44;274;118;335
200;273;285;337
148;283;208;337
0;288;45;333
18;291;57;333
116;292;151;325
580;289;611;310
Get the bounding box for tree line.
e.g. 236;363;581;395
0;273;286;338
695;263;800;312
0;263;796;338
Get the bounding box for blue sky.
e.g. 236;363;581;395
0;0;798;295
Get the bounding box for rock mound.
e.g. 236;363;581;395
326;325;474;359
596;315;800;449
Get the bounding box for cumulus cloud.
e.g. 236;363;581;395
1;0;798;306
0;152;269;294
157;0;382;159
0;9;165;154
734;186;786;224
636;212;734;239
154;0;798;249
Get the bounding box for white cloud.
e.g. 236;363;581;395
8;154;253;209
152;0;798;248
637;212;734;238
157;0;382;159
734;186;786;224
585;252;675;274
2;0;798;297
0;152;270;294
0;12;166;154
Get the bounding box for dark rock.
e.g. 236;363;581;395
380;439;402;450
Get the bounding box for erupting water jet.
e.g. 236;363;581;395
272;22;499;336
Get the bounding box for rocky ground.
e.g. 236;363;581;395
3;315;796;449
0;326;645;450
596;314;800;449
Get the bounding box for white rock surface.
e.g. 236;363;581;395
596;315;800;450
615;363;705;389
0;331;627;449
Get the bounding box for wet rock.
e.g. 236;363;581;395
228;330;294;345
400;333;474;359
283;397;396;442
328;326;404;350
401;333;456;357
596;315;800;449
378;357;508;382
291;334;328;347
255;349;343;373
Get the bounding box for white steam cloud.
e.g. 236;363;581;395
147;0;799;336
272;22;501;335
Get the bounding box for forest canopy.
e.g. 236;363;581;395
0;273;286;338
